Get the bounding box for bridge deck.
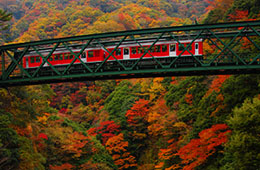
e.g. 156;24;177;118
1;20;260;87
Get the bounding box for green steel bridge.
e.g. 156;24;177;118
0;20;260;87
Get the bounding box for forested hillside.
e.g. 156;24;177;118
1;0;260;170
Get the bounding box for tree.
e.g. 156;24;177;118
104;80;140;124
0;8;12;43
88;120;120;145
126;99;149;126
176;124;231;170
0;8;12;30
221;98;260;169
105;133;137;170
0;111;20;170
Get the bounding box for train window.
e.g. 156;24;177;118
155;46;161;52
88;51;94;58
170;44;176;52
195;43;199;49
143;46;149;53
36;56;41;63
179;43;192;51
59;54;63;60
30;57;35;63
54;54;59;61
188;44;192;51
162;45;167;52
81;52;86;58
124;48;129;55
150;46;155;53
49;56;53;61
116;48;121;56
178;44;185;51
69;54;74;59
138;47;144;54
64;54;69;60
131;47;137;54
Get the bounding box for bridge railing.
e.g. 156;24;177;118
0;20;260;86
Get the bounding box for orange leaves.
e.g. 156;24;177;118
105;133;137;170
156;138;179;169
205;0;233;12
37;113;51;125
205;75;230;98
204;75;230;116
185;93;193;105
117;12;137;30
61;132;90;158
106;133;128;153
148;99;169;136
176;124;231;170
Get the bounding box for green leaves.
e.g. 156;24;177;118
0;9;12;31
104;80;140;123
222;98;260;169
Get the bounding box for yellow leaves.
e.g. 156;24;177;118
173;122;188;129
131;131;147;140
86;20;125;34
147;112;163;136
149;78;166;101
147;112;161;123
37;113;50;125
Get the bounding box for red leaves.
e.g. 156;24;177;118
176;124;231;170
205;75;230;98
228;10;256;22
49;163;74;170
88;120;120;145
125;99;149;125
38;133;48;140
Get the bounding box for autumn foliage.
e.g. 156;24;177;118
1;0;260;169
88;120;120;145
177;124;231;170
106;133;137;170
125;99;150;125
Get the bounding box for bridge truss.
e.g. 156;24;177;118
0;20;260;86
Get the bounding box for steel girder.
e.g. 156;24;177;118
0;20;260;87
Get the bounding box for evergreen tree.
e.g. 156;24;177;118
0;9;12;31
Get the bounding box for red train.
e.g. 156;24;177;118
23;39;203;69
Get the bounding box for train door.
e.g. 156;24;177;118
123;48;130;60
81;52;87;63
26;57;29;68
195;43;199;55
169;44;176;56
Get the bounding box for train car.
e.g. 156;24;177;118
23;39;203;69
85;39;203;62
22;49;85;69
